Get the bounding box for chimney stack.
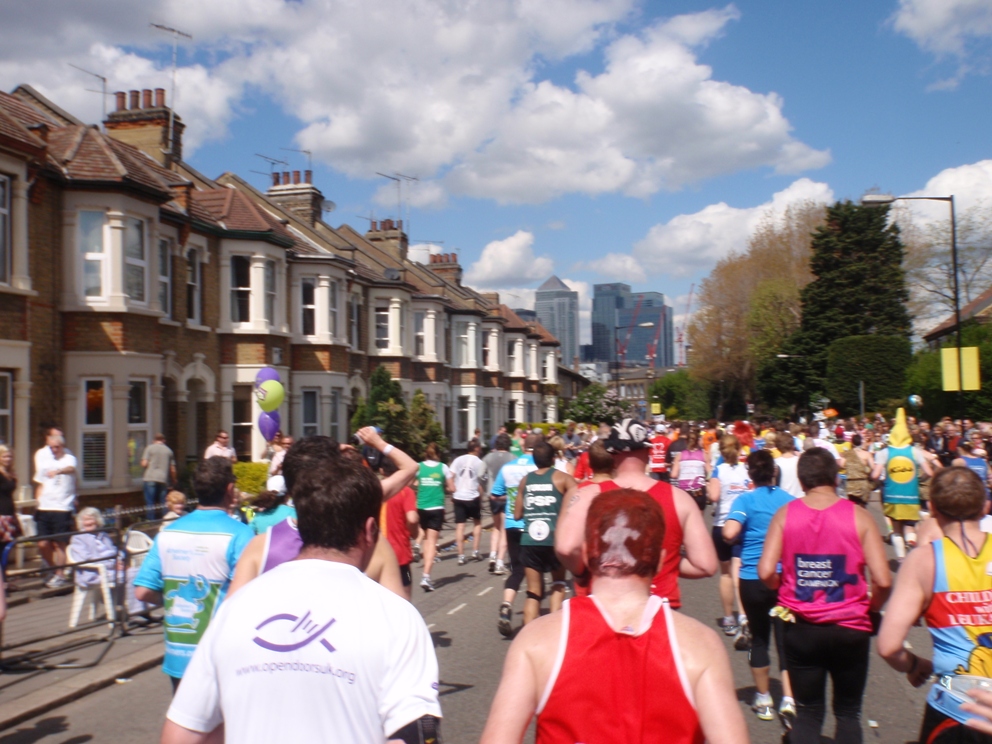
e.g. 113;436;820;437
129;90;140;109
106;88;186;167
155;88;166;107
304;170;312;184
115;92;126;112
292;170;300;185
142;89;152;109
428;251;463;285
271;173;280;187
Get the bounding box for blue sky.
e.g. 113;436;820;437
2;0;991;340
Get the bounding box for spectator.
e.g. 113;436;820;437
266;435;292;494
162;490;187;522
0;445;22;555
134;457;254;693
203;431;236;462
140;433;177;520
249;489;295;535
33;429;77;589
68;507;117;590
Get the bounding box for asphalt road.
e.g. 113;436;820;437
0;523;933;744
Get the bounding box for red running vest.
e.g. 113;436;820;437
536;596;703;744
577;479;684;607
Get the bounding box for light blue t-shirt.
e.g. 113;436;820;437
726;485;795;580
491;454;536;531
251;503;297;535
134;509;254;678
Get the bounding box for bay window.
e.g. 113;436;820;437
350;295;360;349
127;380;149;481
457;396;469;444
0;371;11;446
375;306;389;350
232;385;253;461
302;389;319;437
124;217;146;303
158;238;172;316
456;322;468;366
186;248;201;324
329;280;339;338
231;256;251;323
81;379;108;484
301;278;316;336
0;174;8;285
79;211;105;298
330;388;341;441
265;259;276;324
414;312;425;357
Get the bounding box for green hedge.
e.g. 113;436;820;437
826;335;911;415
233;462;269;496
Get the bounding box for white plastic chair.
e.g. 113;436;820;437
124;531;153;568
66;543;116;628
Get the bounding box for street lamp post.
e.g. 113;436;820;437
613;321;655;396
861;194;962;408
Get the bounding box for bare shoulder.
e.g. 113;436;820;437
669;610;729;678
670;485;696;519
243;533;266;558
514;606;564;652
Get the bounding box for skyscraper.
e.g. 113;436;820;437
592;283;631;362
535;276;579;366
592;284;674;369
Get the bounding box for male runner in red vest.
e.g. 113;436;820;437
555;418;717;607
481;489;747;744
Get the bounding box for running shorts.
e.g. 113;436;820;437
418;509;444;532
520;544;561;574
36;510;75;540
712;525;734;563
399;563;412;587
454;498;481;523
489;496;506;517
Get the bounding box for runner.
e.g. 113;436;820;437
492;433;541;637
775;434;804;498
483;433;516;574
722;449;796;724
707;435;752;636
648;424;670;481
162;456;442;744
758;447;891;744
415;442;451;592
872;408;934;562
480;489;748;744
381;461;419;600
556;419;717;610
513;440;576;625
878;466;992;743
450;439;488;565
672;427;708;510
842;434;875;507
134;457;254;693
953;441;992;496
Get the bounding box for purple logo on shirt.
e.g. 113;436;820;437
795;554;858;603
252;610;336;654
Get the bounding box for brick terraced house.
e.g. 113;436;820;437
0;85;585;508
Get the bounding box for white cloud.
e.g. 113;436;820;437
891;0;992;87
580;178;834;280
0;1;826;200
464;231;554;288
482;277;593;343
408;242;444;265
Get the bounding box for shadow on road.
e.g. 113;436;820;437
431;630;453;648
432;573;474;589
437;681;474;697
0;715;92;744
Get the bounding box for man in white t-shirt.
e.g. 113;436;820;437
163;454;442;744
449;439;489;565
203;430;237;462
33;429;77;589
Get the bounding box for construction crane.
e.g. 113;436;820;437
646;313;664;367
676;284;695;367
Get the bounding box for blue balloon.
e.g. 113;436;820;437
255;367;280;387
259;410;281;442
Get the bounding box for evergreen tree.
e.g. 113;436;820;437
776;200;911;407
409;389;448;460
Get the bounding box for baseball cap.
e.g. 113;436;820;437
604;418;652;453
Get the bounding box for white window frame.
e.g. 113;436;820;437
375;306;389;350
457;395;469;445
481;397;493;443
301;277;316;336
0;371;11;446
330;388;341;441
127;379;151;482
302;389;320;437
158;237;172;317
123;217;147;304
80;378;110;486
414;311;426;357
329;280;339;339
78;210;106;300
231;255;251;324
186;247;201;324
265;259;277;325
456;322;469;367
232;384;254;461
0;174;9;285
349;295;360;349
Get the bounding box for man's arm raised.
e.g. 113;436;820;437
355;427;418;500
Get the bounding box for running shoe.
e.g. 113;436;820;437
718;616;739;636
457;555;467;566
753;694;775;721
733;621;752;651
498;603;513;637
420;576;435;592
413;544;422;562
434;555;441;563
779;699;796;730
493;563;508;575
473;551;482;562
489;557;497;573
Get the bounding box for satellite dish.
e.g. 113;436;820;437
321;199;336;213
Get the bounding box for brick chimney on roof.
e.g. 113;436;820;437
105;88;184;167
365;217;409;262
428;251;463;285
266;168;326;227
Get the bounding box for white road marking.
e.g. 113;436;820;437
448;603;467;615
477;586;493;596
427;623;436;629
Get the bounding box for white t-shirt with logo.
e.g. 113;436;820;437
35;450;77;511
449;454;488;501
712;462;752;527
167;559;441;742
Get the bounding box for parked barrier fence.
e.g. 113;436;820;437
0;517;173;671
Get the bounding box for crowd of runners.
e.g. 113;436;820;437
108;410;992;743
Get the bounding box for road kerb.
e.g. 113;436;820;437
0;644;165;732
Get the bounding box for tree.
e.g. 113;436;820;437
785;201;912;399
408;389;448;460
562;383;634;425
825;335;912;414
349;366;436;457
648;370;711;420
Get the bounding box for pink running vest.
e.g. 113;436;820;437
778;498;870;632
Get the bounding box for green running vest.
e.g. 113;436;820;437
417;462;446;510
520;468;562;547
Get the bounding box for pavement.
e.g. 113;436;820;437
0;500;935;743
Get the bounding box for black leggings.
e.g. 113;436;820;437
783;620;871;744
504;529;525;592
739;578;783;669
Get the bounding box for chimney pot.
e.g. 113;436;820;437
142;89;152;108
129;90;140;109
115;92;126;112
398;219;403;230
154;88;166;107
271;173;280;188
281;171;290;185
292;170;300;185
304;170;312;184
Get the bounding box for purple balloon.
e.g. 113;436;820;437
255;367;280;387
259;410;281;442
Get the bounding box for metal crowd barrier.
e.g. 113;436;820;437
0;516;176;672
